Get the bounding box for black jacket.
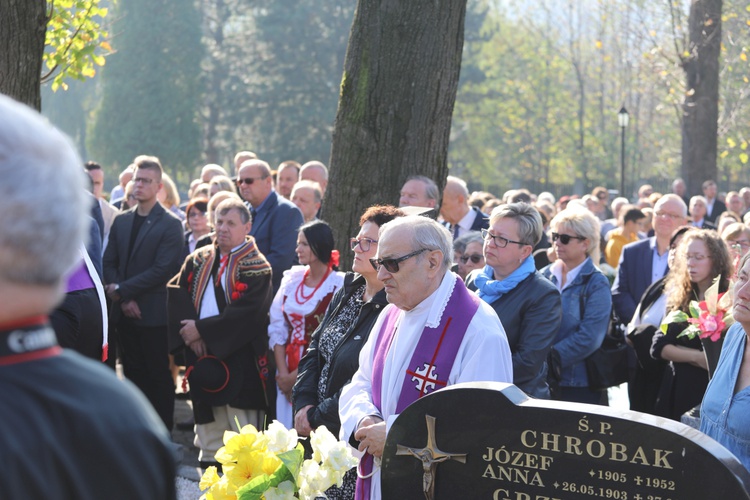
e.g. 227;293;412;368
292;273;388;436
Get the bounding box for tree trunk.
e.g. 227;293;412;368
0;0;47;110
681;0;722;196
325;0;467;269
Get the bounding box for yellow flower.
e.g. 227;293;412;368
202;475;235;500
225;449;282;490
216;427;269;465
199;466;221;491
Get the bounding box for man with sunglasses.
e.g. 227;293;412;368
237;159;303;293
339;216;512;500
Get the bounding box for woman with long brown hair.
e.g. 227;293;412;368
651;229;732;420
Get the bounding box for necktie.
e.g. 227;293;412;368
453;224;460;239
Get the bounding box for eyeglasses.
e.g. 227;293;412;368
460;253;483;264
730;239;750;249
369;248;427;273
133;177;154;185
655;211;683;220
551;232;586;245
481;229;525;248
189;210;207;218
236;176;268;186
350;237;378;252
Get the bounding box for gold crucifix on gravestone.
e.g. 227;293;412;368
396;414;467;500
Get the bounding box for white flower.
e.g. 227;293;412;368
264;480;296;500
298;459;335;498
266;420;298;454
323;442;359;478
309;426;337;463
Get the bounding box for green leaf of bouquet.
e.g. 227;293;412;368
677;326;700;339
278;444;305;479
661;310;688;333
689;301;701;318
236;473;272;500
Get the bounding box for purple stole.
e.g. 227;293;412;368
356;277;480;499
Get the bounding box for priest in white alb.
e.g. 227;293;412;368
339;215;513;500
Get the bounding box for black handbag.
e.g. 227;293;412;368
578;275;629;391
585;315;629;391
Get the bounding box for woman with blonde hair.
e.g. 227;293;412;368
208;175;237;196
651;229;732;420
157;172;185;220
542;207;612;404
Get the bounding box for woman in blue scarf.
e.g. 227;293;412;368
466;203;562;399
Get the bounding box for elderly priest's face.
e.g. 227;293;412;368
375;223;442;312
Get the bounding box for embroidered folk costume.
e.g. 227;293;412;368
173;236;273;463
339;272;513;500
268;265;344;427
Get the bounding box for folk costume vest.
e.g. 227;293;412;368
356;277;480;500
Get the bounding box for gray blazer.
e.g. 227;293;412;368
103;203;184;327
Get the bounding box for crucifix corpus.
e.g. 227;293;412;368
396;414;467;500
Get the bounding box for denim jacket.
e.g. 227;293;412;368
542;257;612;387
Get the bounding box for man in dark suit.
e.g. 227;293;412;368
103;155;184;430
237;159;303;292
612;194;687;411
612;194;688;324
688;196;716;230
439;175;489;239
703;179;726;224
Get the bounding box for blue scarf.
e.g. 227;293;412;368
474;254;536;304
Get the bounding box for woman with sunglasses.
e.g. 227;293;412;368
541;207;612;404
465;203;561;399
455;231;485;279
651;229;732;420
292;205;403;499
268;220;344;429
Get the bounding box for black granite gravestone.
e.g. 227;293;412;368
382;382;750;500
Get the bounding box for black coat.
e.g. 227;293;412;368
293;273;388;436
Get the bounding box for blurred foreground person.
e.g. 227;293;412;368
0;94;175;499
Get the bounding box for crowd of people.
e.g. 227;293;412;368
6;91;750;498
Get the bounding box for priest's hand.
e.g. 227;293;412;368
355;416;386;458
121;300;141;319
294;405;314;436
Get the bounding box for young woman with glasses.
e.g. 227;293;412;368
292;205;403;500
542;207;612;404
651;229;732;420
465;203;562;399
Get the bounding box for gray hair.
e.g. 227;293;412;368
300;161;329;180
550;207;602;266
445;175;469;198
655;193;688;217
406;175;440;204
0;95;88;285
292;180;322;203
380;215;453;270
489;202;543;246
689;195;707;210
239;159;272;178
454;231;483;253
216;197;251;224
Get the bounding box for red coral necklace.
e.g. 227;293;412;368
295;268;331;304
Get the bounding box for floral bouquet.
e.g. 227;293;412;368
200;420;358;500
660;275;734;342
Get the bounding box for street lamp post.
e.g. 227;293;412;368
618;106;629;199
